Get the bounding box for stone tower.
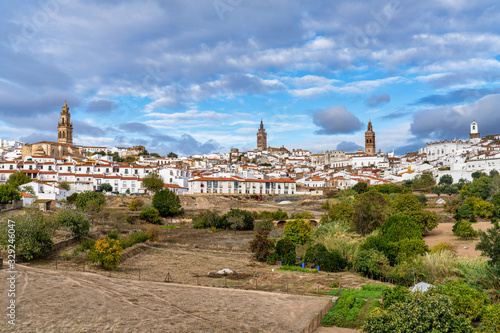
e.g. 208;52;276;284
57;101;73;145
470;121;480;140
365;119;375;155
257;119;267;151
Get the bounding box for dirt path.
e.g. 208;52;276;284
0;264;329;333
424;222;493;257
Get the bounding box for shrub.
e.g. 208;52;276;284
88;238;123;270
152;188;181;217
75;191;106;211
99;183;112;192
393;238;429;263
254;219;275;232
479;304;500;333
328;201;353;223
129;198;144;211
382;285;410;309
290;211;314;219
120;231;149;249
392;194;439;233
310;222;362;262
476;222;500;268
192;210;222;229
353;249;389;279
415;193;428;205
55;209;90;239
379;214;422;242
146;225;161;242
432;242;455;253
283;218;312;245
453;221;478;239
275;238;296;266
352;181;368;194
221;208;254;230
249;227;275;262
142;173;164;193
0;211;54;261
433;280;490;322
140;207;162;224
304;243;347;272
388;260;426;286
107;230;120;239
67;192;78;204
364;293;473;333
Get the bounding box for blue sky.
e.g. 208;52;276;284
1;0;500;156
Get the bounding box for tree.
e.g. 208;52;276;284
283;218;312;245
88;238;123;270
55;209;90;239
461;175;492;200
475;222;500;269
6;171;32;188
139;207;162;224
167;152;178;158
74;191;106;211
352;191;390;235
0;211;54;260
221;208;255;230
99;183;112;192
142;173;165;193
472;171;484;179
412;171;436;189
152;188;181;217
439;174;454;186
0;184;21;204
327;201;353;223
392;193;439;234
352;181;368;194
249;226;275;262
58;182;71;191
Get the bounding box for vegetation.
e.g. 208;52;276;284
142;173;165;193
283;218;312;245
128;198;143;211
88;238;123;270
249;226;275;262
278;265;318;273
58;182;71;191
75;191;106;211
453;221;478;239
6;171;32;188
0;211;54;260
120;232;149;249
55;209;90;239
99;183;112;192
303;243;347;272
352;191;390;235
0;184;21;203
139;207;162;224
476;222;500;270
275;238;296;266
152;188;182;217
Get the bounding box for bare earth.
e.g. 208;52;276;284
0;265;329;333
423;221;493;257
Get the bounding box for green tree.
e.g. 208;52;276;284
249;226;275;262
412;171;436;190
275;238;296;265
74;191;106;211
0;184;21;203
392;193;439;234
99;183;112;192
58;182;71;191
472;171;484;179
167;152;178;158
56;209;91;239
461;175;492;200
152;188;181;217
221;208;255;230
283;218;312;245
352;191;390;235
328;201;353;223
352;181;368;194
142;173;164;193
0;211;54;260
475;222;500;269
6;171;32;188
439;174;454;186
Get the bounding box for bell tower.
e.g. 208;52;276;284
57;101;73;145
365;119;375;155
257;119;267;151
470;121;480;140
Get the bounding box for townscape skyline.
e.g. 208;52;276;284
1;1;499;156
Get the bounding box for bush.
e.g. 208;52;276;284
129;199;143;211
433;280;490;321
328;201;353;223
192;210;222;229
353;249;389;279
290;211;314;219
100;183;113;192
275;238;296;266
479;304;500;333
249;227;275;262
0;211;54;261
352;191;390;235
379;214;422;242
475;222;500;268
415;193;428;205
254;219;275;232
146;224;161;242
55;209;90;239
140;207;162;224
304;243;347;272
120;232;149;249
107;230;120;240
283;218;312;245
0;184;21;203
221;208;254;230
152;188;181;217
67;192;78;204
432;242;455;253
453;221;478;239
279;265;318;273
382;285;410;309
88;238;123;270
364;293;473;333
75;191;106;211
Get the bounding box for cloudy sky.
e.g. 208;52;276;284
1;0;500;156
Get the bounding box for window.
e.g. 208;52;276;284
68;167;71;172
125;169;129;174
106;168;109;173
123;182;127;187
9;165;13;170
135;170;138;174
49;166;52;171
29;165;33;170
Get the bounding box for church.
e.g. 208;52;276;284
22;101;85;159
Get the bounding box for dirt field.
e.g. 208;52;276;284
0;265;329;333
424;221;494;257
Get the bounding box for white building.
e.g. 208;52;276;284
21;182;67;201
188;176;296;195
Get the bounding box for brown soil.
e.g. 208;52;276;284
424;222;493;257
0;265;328;333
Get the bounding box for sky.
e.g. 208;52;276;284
1;0;500;156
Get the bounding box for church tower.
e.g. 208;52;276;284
365;120;375;155
257;119;267;151
470;121;480;140
57;101;73;145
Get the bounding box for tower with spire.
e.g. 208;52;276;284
57;101;73;145
470;120;480;140
365;119;375;155
257;119;267;151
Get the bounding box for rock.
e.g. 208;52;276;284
278;201;292;205
463;246;469;249
217;269;233;275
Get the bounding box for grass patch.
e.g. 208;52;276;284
278;265;318;273
160;225;180;229
121;232;149;249
328;284;389;299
